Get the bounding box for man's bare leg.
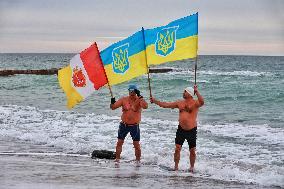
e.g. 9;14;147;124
115;139;124;162
174;144;182;171
133;141;141;167
133;141;141;162
189;147;196;172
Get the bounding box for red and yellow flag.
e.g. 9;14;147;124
58;43;107;109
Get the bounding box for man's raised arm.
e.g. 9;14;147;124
110;97;123;110
194;85;204;107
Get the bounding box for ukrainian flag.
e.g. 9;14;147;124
100;30;148;86
144;13;198;65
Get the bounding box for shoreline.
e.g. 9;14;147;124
0;139;278;189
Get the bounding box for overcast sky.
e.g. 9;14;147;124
0;0;283;55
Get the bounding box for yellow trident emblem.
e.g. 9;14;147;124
157;31;174;54
156;26;178;56
112;43;130;74
114;49;128;72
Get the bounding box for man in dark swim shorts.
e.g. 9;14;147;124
175;125;197;150
151;85;204;172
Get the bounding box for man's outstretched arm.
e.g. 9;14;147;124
150;97;178;109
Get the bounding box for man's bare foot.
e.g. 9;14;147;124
135;160;141;167
114;159;120;168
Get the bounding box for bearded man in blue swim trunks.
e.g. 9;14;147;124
110;84;148;165
150;85;204;172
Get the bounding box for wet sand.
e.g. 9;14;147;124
0;140;278;189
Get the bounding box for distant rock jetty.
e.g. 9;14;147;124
149;68;172;73
0;68;172;76
0;68;58;76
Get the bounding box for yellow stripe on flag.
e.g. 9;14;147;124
146;35;198;65
104;51;148;86
58;66;83;109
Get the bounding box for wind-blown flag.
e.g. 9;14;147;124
100;30;148;86
144;13;198;65
58;43;107;109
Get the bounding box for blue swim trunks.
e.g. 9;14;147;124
117;122;140;141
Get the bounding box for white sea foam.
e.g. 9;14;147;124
198;70;273;77
154;69;272;77
152;69;273;77
0;105;283;187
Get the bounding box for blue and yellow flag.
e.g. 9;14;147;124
144;13;198;65
100;30;148;86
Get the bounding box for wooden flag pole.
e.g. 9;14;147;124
193;56;198;95
142;27;152;98
194;56;197;86
95;42;113;98
193;13;199;96
147;66;152;97
106;80;114;98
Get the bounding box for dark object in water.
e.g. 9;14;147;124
149;68;172;73
0;68;58;76
0;68;172;76
91;150;116;159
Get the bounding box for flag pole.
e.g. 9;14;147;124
193;56;198;95
194;56;197;86
95;42;114;98
142;27;152;98
192;36;199;97
194;12;198;95
106;78;114;98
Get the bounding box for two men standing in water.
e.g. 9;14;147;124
110;84;204;172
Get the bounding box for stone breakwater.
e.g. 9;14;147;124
0;68;172;76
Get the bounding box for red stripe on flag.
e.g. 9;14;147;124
80;43;107;90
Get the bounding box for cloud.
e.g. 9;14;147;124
0;0;283;55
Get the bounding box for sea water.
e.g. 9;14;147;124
0;54;283;188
